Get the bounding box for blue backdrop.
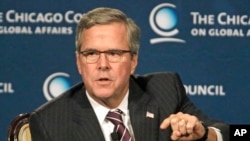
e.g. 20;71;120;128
1;0;249;140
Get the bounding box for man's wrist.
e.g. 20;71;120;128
196;122;208;141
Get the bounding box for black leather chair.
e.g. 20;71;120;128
7;113;31;141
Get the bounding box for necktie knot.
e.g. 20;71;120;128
106;109;123;125
106;109;132;141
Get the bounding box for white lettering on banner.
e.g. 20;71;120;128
0;26;73;35
191;12;215;25
6;10;63;23
218;12;250;25
0;10;83;35
0;82;14;94
5;10;83;24
0;12;3;22
208;28;244;37
246;30;250;36
191;28;206;36
34;26;73;35
191;28;245;37
191;12;250;26
190;12;250;38
64;10;82;23
0;26;33;34
184;85;226;96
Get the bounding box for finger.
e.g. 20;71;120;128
178;119;188;135
186;120;195;134
171;130;182;140
175;135;191;141
160;113;181;129
186;116;198;134
170;117;180;132
160;117;170;129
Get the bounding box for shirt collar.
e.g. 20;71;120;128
86;90;129;124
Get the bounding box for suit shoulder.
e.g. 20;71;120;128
131;71;185;98
132;71;181;84
32;82;83;115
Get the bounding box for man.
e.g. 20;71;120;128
29;7;229;141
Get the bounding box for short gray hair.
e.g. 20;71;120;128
75;7;140;55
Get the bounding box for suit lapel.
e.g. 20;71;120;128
71;85;105;141
68;76;171;141
128;77;161;141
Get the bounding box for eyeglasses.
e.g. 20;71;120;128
79;49;132;64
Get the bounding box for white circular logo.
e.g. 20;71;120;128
43;72;71;101
149;3;185;44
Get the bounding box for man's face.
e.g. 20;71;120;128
76;22;138;107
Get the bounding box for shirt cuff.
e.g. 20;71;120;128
209;127;223;141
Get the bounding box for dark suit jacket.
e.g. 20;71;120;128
29;72;229;141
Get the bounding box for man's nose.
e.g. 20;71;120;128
97;53;110;70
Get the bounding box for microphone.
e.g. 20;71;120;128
111;132;119;141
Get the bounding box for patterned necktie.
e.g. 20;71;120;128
106;109;132;141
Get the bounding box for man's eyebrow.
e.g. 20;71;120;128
82;48;98;51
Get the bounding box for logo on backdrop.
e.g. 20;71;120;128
149;3;185;44
43;72;71;101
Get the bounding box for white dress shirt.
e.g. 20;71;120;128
86;91;223;141
86;90;135;141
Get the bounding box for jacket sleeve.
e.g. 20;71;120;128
29;111;51;141
172;72;229;141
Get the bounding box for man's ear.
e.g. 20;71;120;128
130;55;138;74
75;51;82;75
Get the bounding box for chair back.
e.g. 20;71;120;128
7;113;31;141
